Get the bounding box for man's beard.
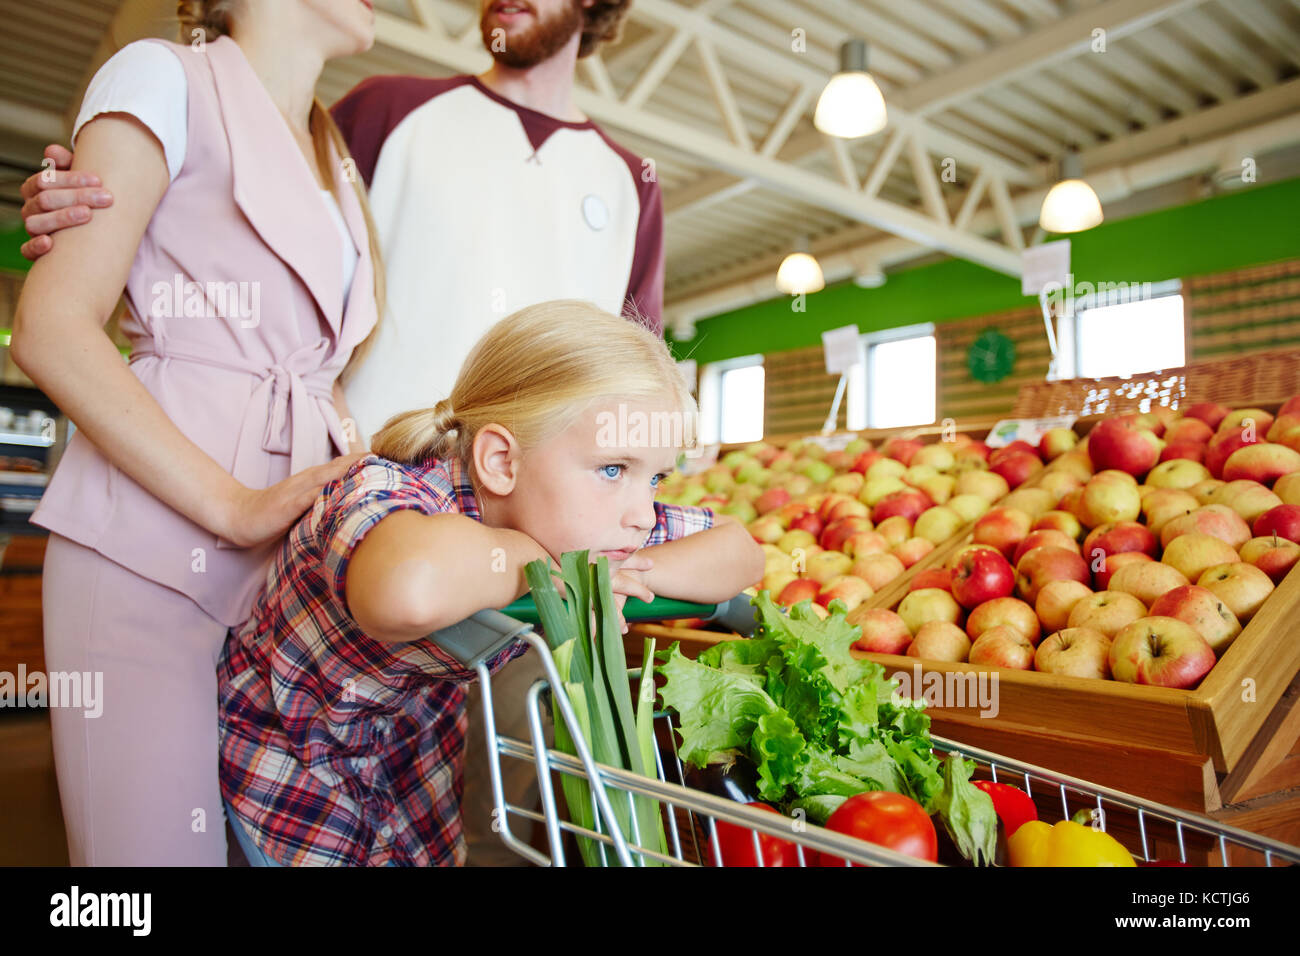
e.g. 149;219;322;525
481;1;583;69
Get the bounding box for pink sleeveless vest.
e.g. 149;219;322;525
31;34;379;627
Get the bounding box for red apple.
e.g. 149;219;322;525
1108;617;1217;688
884;437;924;465
1223;443;1300;485
1159;504;1252;551
1149;585;1241;655
790;511;824;538
1067;589;1148;639
990;449;1044;490
1035;627;1112;679
966;596;1041;646
910;567;954;592
850;450;884;475
892;536;935;569
1012;529;1081;566
1183;403;1230;431
776;578;820;608
1087;417;1160;477
1252;504;1300;543
1164;418;1214;446
755;487;791;516
871;488;933;525
1205;429;1261;479
969;625;1036;670
843;530;889;559
1082;521;1159;567
850;553;907;591
849;608;911;655
1160;441;1207;464
1015;546;1091;605
819;516;872;553
1162;532;1241;584
951;548;1016;609
815;574;875;612
1093;551;1154;590
1108;561;1191;608
972;507;1034;560
1239;535;1300;583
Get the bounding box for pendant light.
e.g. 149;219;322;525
776;238;825;294
814;40;887;139
1039;150;1104;233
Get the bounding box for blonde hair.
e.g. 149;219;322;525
176;1;386;382
372;301;696;478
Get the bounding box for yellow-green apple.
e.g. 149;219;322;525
945;542;1004;570
1276;426;1300;454
720;500;758;524
851;553;907;590
826;472;866;497
1047;450;1095;483
898;588;963;633
1273;472;1300;505
806;550;854;585
1141;488;1199;536
1160;442;1207;464
776;578;820;608
1039;427;1079;460
973;507;1034;559
915;474;956;505
1035;627;1112;679
1034;509;1083;540
948;494;993;523
1184;402;1231;430
1015;546;1091;604
966;596;1041;646
954;470;1009;503
951;548;1016;609
1109;617;1217;688
1205;429;1260;479
815;574;874;612
1035;579;1093;633
1197;562;1274;622
1067;590;1148;639
1165;417;1215;445
912;445;955;470
1082;521;1158;567
1035;470;1083;506
1000;487;1056;520
1149;585;1241;655
1108;561;1191;607
906;621;971;663
1219;408;1274;438
892;536;936;569
991;449;1044;489
1159;504;1251;550
860;474;908;507
747;515;786;544
1190;478;1226;504
866;458;908;482
1087;417;1160;477
1267;414;1300;441
762;568;798;597
1223;443;1300;485
1239;535;1300;583
1146;458;1211;490
909;567;954;592
849;607;912;654
797;458;835;485
819;516;871;553
1162;532;1241;583
1094;551;1155;590
1078;476;1142;527
777;529;817;554
1058;487;1085;522
844;530;889;559
827;497;871;523
1253;504;1300;543
969;625;1036;669
1209;479;1283;524
875;515;913;548
1013;529;1082;565
872;488;933;524
913;505;965;545
904;464;939;486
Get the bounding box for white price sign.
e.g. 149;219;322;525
821;324;863;375
1021;240;1071;296
986;415;1077;449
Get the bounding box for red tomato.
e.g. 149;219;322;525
818;791;937;865
711;802;800;867
973;780;1037;837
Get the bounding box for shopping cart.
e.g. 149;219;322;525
428;594;1300;867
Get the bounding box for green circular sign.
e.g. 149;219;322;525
967;329;1016;384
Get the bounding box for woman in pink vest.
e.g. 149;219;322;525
11;0;382;865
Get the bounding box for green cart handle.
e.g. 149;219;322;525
497;593;758;635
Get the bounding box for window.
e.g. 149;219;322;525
698;355;764;444
848;325;937;428
1064;280;1185;379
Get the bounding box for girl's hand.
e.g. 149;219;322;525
609;553;655;635
219;452;367;548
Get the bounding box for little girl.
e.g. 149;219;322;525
218;300;765;866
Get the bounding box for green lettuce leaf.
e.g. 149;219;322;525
932;753;999;867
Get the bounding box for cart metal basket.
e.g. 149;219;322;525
430;597;1300;868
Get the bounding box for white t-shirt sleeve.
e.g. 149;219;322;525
73;41;188;182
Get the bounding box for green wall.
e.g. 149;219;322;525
668;175;1300;364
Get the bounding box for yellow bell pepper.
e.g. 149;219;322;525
1007;820;1136;867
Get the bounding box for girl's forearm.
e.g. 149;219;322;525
640;517;764;604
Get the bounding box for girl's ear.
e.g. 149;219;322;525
472;424;520;496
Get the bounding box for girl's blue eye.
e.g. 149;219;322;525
601;464;624;479
651;472;667;487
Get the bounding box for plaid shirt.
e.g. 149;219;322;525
218;453;714;866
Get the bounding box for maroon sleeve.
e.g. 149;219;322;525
624;173;665;337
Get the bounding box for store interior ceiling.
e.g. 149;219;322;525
0;0;1298;335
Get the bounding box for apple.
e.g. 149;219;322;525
1047;450;1095;483
1253;504;1300;543
1093;551;1154;590
1035;580;1093;634
1240;535;1300;583
1274;472;1300;505
912;445;955;471
1184;402;1231;430
1189;478;1226;505
966;596;1041;646
1149;585;1241;655
819;516;872;553
969;625;1036;669
1223;443;1300;485
1013;529;1081;566
806;550;854;585
850;449;883;475
875;515;913;548
989;440;1037;463
850;553;907;591
906;621;971;663
1159;441;1207;464
819;493;865;523
1162;532;1241;584
1197;562;1275;622
898;588;963;634
849;607;911;654
843;530;889;559
859;475;908;508
1087;417;1160;477
1219;407;1274;438
972;507;1034;560
1000;488;1056;520
798;459;836;485
990;450;1044;489
1205;429;1260;479
1015;546;1090;604
904;464;939;487
1035;471;1084;506
754;487;791;516
720;500;758;524
1159;504;1252;550
952;469;1008;503
1280;396;1300;418
884;437;923;465
1109;617;1217;688
910;567;954;592
913;505;965;545
815;574;874;612
866;458;908;482
1210;479;1283;525
1081;521;1157;565
1267;414;1300;442
945;543;1004;571
1078;475;1142;528
1165;418;1214;445
1146;458;1211;490
1039;427;1079;460
1035;627;1112;679
916;475;957;506
790;510;824;538
872;488;933;525
776;578;820;608
892;536;936;569
747;515;786;544
947;494;993;523
1141;488;1200;536
1034;510;1083;540
1108;561;1191;608
1067;590;1148;639
951;548;1016;609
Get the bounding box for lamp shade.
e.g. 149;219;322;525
776;252;825;294
1039;178;1104;233
814;40;887;138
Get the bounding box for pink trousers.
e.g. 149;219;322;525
41;532;230;865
